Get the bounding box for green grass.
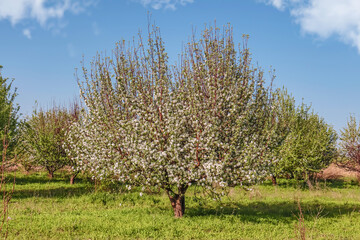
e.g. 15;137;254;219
4;172;360;239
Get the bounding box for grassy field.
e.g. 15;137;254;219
4;172;360;239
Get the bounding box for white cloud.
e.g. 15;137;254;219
267;0;284;10
92;22;100;36
23;28;32;39
0;0;95;30
261;0;301;10
67;43;76;58
136;0;193;10
263;0;360;53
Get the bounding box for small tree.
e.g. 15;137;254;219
0;66;20;161
69;23;277;217
339;115;360;179
22;103;80;182
272;91;337;188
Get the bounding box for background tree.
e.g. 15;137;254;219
338;115;360;180
0;106;15;238
22;103;80;183
0;66;16;235
272;92;337;188
0;66;20;161
268;88;296;185
68;23;277;217
62;102;82;184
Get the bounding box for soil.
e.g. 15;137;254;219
318;163;359;180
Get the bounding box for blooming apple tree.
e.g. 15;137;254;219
67;24;276;217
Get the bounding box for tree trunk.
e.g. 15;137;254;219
166;185;188;218
70;175;75;185
306;178;314;190
357;173;360;186
69;171;79;185
48;171;54;179
169;194;185;218
271;175;277;186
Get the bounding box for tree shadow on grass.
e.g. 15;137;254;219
261;178;360;190
11;185;92;199
186;200;360;224
319;178;360;189
10;173;92;185
1;172;93;199
12;175;65;185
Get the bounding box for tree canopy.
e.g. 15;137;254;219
271;89;337;188
0;66;20;160
67;24;277;217
22;103;80;181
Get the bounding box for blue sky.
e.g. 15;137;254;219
1;0;360;132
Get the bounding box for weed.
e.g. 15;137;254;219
294;200;306;240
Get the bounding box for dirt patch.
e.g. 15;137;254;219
318;163;359;180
